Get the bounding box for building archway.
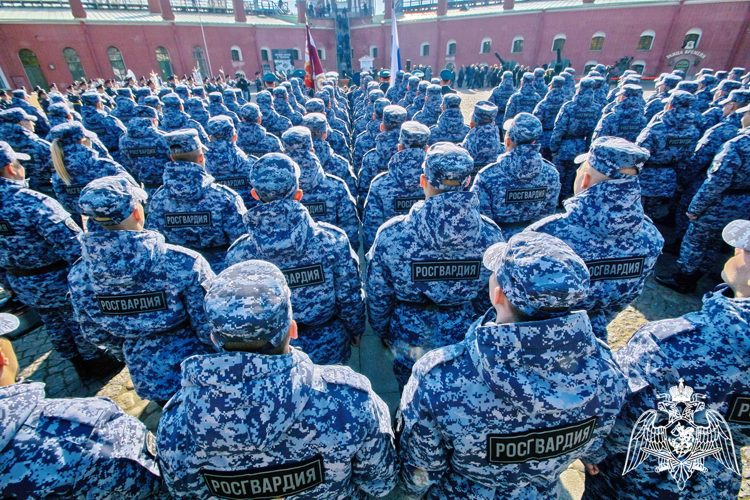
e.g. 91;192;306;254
18;49;48;90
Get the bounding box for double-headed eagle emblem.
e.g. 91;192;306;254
623;379;739;490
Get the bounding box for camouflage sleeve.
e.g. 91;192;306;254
470;171;494;220
332;232;365;339
635;126;654;154
352;392;399;497
504;96;517;121
592;115;608;143
691;128;721;172
398;371;449;496
117;137;136;177
336;183;361;253
549;106;569;153
181;254;216;345
363;190;385;254
34;200;83;264
688;140;738;216
365;235;395;340
225;191;248;244
532;100;545;123
109;116;128;137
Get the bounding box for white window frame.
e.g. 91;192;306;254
685;27;702;49
446;39;457;56
480;37;492;54
318;47;326;60
638;29;655;51
511;35;524;53
260;46;270;62
231;45;243;62
370;45;378;58
551;33;566;52
631;60;646;74
420;42;430;57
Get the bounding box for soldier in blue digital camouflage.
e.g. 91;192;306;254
160;93;210;144
146;128;246;272
118;106;171;188
0;108;55;195
636;90;700;218
11;89;50;136
354;89;386;136
304;98;351;160
354;97;389;175
582;219;750;500
488;70;517;127
528;137;663;340
174;85;191;103
592;84;647;144
318;89;351;139
472;113;560;237
533;67;548;96
669;89;750;251
222;88;242;115
366;143;504;389
207;91;240;127
403;81;426;120
701;79;743;134
79;91;127;164
70;175;215;403
398;76;420;110
156;259;396;499
561;70;576;101
273;86;303;126
533;76;566;160
386;70;405;102
0;335;168;499
462;101;503;178
282;127;360;251
505;73;542;121
144;95;164;123
359;105;408;210
549;77;602;199
412;84;443;128
303;112;357;197
186;96;210;129
398;231;627;499
656;104;750;294
695;73;718;113
46;103;112;159
48;122;134;228
236;102;283;157
0;142;117;376
428;93;469;145
135;86;152;105
645;74;681;123
256;90;292;138
111;88;138;127
225;156;364;364
204;115;257;207
290;77;309;107
363;121;430;253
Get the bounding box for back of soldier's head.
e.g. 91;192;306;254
208;115;236;142
249;153;300;202
400;121;430;149
165;128;207;163
423;142;474;193
382;105;407;131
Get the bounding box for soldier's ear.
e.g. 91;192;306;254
251;188;261;201
289;320;298;340
293;189;303;201
419;174;427;188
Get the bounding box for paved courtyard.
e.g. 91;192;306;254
9;87;750;499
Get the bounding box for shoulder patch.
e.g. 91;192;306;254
412;343;466;376
318;365;372;393
41;398;108;427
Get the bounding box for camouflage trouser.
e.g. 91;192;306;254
674;177;705;240
677;194;750;274
641;196;670;219
292;316;351;366
553;158;577;199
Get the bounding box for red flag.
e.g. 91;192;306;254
304;25;325;91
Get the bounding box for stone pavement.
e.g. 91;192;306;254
10;86;750;499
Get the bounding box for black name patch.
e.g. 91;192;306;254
65;184;85;196
619;124;641;132
520;99;537;107
0;220;14;236
201;455;324;500
411;260;481;282
127;147;161;157
487;417;597;464
246;150;266;158
302;201;327;217
666;136;694;148
96;291;167;315
215;177;248;189
282;264;326;289
393;196;424;213
576;112;596;120
164;212;212;228
586;256;645;282
726;395;750;424
505;187;548;204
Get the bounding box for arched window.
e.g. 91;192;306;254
584;60;598;74
511;36;524;53
155;46;173;80
107;46;127;81
18;49;49;90
590;31;605;51
260;47;270;62
370;45;378;58
193;46;208;76
63;47;86;82
317;48;326;60
446;40;457;56
637;29;655;51
552;34;566;52
683;27;702;49
480;37;491;54
292;48;300;60
231;46;243;62
420;42;430;57
631;60;646;75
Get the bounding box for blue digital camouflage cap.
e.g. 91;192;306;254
222;88;236;99
382;105;408;130
503;112;543;145
715;70;729;80
208;92;223;103
440;69;454;81
144;96;161;108
78;175;148;227
732;67;746;77
663;90;695;108
304;98;325;114
723;220;750;251
240;103;261;121
616;84;643;98
698;74;717;86
426;84;442;97
672;70;685;79
11;89;26;99
192;86;206;97
721;89;750;106
134;105;158;119
408;76;420;88
0;108;36;123
0;141;30;165
699;68;714;75
47;102;71;118
272;87;288;99
715;79;742;94
369;89;385;101
116;88;134;98
522;72;534;84
621;76;642;86
578;78;595;89
281;126;313;152
165;128;207;153
399;121;430;148
483;231;590;317
135;87;152;98
81;91;101;105
256;90;272;104
621;70;637;78
249;152;300;201
423;142;474;191
550;76;565;88
661;75;682;88
574;136;650;179
302;113;327;135
442;94;461;109
49;121;88;145
472;101;498;124
675;81;698;94
203;260;293;347
373;98;390;119
186;97;205;110
564;67;576;75
534;68;545;77
161;93;183;108
207;115;236;140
